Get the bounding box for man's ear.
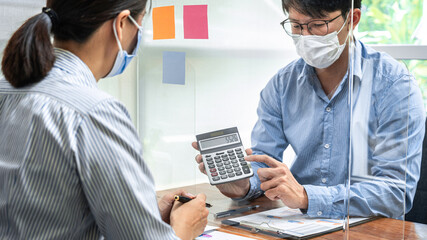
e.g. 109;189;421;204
349;8;362;30
114;10;131;43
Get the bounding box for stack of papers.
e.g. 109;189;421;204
223;207;369;239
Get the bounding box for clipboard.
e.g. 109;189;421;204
221;207;374;239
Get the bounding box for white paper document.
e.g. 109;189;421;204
196;230;258;240
226;206;369;239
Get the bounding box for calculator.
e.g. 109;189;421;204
196;127;254;185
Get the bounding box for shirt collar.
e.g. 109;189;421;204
53;48;97;88
352;39;364;83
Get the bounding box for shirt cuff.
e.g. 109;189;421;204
303;185;339;218
231;176;264;201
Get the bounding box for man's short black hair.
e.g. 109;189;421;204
282;0;362;18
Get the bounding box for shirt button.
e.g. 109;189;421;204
317;211;323;216
326;107;331;112
324;144;330;149
322;178;327;183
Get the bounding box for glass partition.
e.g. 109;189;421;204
345;0;426;238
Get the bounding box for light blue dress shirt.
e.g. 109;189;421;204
243;40;425;219
0;49;179;239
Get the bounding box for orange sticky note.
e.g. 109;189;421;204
153;6;175;40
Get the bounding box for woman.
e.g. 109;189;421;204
0;1;208;239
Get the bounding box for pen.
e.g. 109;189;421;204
174;195;212;208
214;205;260;218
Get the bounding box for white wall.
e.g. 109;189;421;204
0;0;45;54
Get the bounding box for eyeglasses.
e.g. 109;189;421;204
280;14;342;36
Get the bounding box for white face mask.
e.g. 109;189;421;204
292;15;349;69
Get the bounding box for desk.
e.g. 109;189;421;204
157;183;427;240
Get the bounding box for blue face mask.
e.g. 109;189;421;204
105;15;142;78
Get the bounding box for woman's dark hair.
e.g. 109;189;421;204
282;0;362;19
1;0;147;88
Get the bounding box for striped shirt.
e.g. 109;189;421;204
0;48;179;239
242;40;425;219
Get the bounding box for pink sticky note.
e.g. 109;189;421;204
184;5;209;39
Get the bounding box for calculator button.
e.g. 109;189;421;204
206;157;213;161
237;154;244;158
207;160;214;165
227;150;234;153
231;160;238;163
216;152;224;155
214;156;220;159
221;154;228;158
228;173;235;178
222;157;229;161
236;171;243;176
225;165;232;169
218;167;225;171
230;156;236;160
208;164;215;169
211;172;218;177
221;175;228;179
227;169;233;173
220;171;226;175
242;167;250;174
213;176;220;181
224;161;231;165
239;158;245;162
234;167;241;172
210;168;217;172
235;148;242;151
232;163;239;168
240;162;248;166
205;155;211;158
216;163;223;167
215;159;222;163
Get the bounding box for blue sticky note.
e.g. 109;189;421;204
163;51;186;85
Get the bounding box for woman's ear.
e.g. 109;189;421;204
114;10;131;43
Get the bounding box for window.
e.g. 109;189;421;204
357;0;427;110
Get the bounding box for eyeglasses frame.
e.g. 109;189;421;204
280;14;343;36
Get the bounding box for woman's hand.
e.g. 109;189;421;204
157;189;195;224
170;193;209;240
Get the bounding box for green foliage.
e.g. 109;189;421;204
359;0;423;44
358;0;427;108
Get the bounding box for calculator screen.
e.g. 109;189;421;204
199;133;240;150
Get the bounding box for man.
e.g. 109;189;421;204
194;0;425;219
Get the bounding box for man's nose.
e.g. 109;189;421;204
301;26;311;36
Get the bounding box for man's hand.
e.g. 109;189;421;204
245;155;308;209
192;142;251;199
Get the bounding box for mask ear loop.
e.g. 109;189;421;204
338;13;351;46
112;18;124;52
128;15;143;32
